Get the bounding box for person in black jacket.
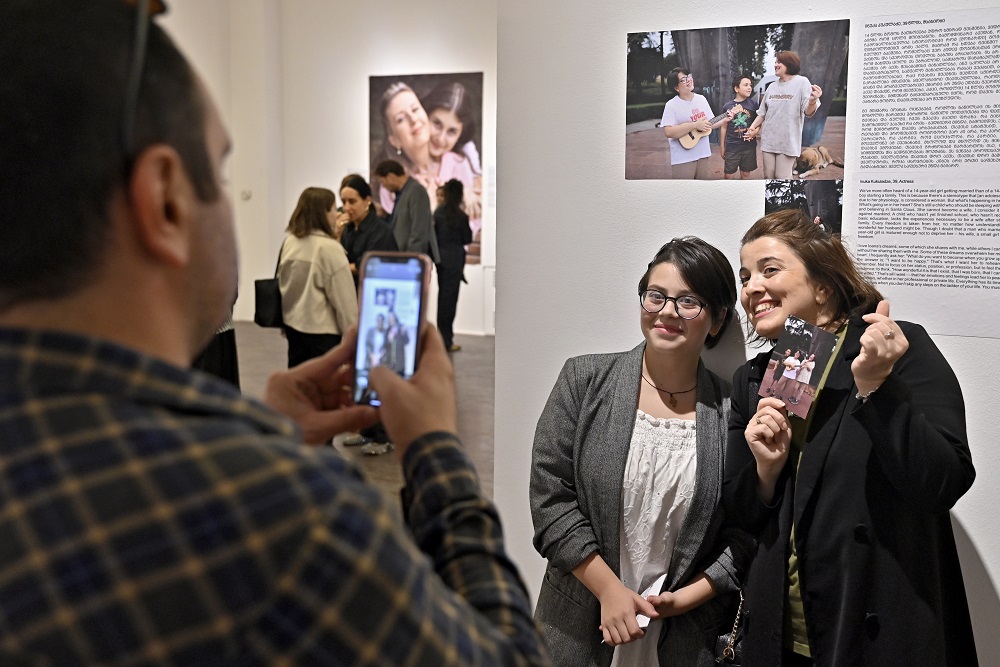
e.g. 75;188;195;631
338;174;397;449
725;209;977;666
338;174;397;286
433;179;472;352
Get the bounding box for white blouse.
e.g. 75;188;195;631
611;410;697;667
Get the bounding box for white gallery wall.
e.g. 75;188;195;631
496;0;1000;657
164;0;498;336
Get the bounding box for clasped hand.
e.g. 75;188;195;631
598;582;658;646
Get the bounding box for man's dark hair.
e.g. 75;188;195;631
0;0;217;310
374;160;406;178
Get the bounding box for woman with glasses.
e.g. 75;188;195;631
726;209;977;665
531;237;753;666
742;51;823;179
661;67;730;179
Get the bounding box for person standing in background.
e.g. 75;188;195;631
279;187;358;367
434;178;472;352
375;159;440;264
338;174;397;286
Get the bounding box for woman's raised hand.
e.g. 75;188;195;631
852;300;908;396
745;396;791;502
597;581;658;646
809;84;823;103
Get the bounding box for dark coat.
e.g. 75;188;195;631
530;343;754;666
340;208;396;287
723;318;978;666
389;177;439;263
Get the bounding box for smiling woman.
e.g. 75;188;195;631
725;209;978;666
530;237;753;667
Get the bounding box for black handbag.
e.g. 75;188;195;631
714;590;743;664
254;241;285;328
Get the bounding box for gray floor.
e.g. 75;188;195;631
234;323;495;501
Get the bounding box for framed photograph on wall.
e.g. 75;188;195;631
625;21;849;181
370;72;484;262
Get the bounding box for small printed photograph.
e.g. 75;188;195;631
625;20;849;181
764;179;843;234
759;316;840;419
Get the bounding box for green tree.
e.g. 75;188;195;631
626;32;662;99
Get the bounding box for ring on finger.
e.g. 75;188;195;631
755;415;762;425
884;329;894;339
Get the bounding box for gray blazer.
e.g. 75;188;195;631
390;177;440;263
530;343;753;667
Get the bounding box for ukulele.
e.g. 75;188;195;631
677;104;743;150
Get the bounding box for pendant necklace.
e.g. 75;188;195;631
641;374;697;408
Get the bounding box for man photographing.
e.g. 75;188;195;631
0;1;546;664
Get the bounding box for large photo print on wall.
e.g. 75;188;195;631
625;20;849;181
370;72;484;263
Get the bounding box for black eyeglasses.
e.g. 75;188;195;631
639;290;706;319
121;0;168;165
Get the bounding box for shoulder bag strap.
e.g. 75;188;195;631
273;238;287;278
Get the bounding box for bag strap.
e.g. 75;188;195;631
716;590;744;663
273;238;287;278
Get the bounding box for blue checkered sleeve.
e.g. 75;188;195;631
242;432;548;666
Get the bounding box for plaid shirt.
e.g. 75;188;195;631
0;328;548;666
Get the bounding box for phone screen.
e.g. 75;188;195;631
353;254;426;406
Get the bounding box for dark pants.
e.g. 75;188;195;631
783;649;813;666
191;329;240;388
284;326;342;368
436;253;464;348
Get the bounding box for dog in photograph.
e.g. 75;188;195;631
793;145;844;179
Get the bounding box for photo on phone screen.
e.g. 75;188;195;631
353;253;427;406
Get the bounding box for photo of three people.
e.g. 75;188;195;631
758;316;840;419
626;20;849;181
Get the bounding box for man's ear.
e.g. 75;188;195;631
127;145;193;268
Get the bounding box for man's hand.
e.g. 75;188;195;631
369;325;457;458
263;327;378;444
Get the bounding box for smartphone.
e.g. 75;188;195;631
352;252;431;406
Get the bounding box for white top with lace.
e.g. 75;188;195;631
611;410;697;667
